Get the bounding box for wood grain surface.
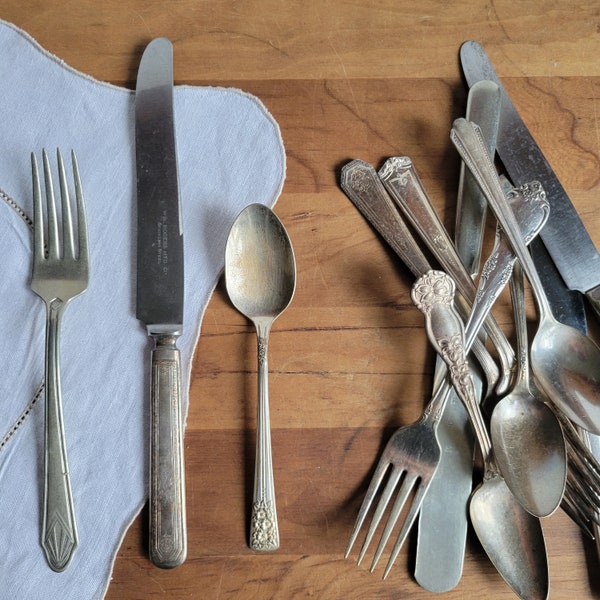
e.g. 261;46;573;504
4;1;600;598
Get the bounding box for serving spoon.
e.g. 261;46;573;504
452;118;600;435
412;270;548;600
225;203;296;552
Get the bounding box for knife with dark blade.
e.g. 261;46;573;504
460;40;600;320
135;37;186;569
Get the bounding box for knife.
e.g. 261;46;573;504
414;80;499;593
460;40;600;320
135;37;187;569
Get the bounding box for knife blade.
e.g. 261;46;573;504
460;40;600;320
135;37;186;569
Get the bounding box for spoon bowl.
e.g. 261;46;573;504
470;476;549;600
491;264;567;517
225;203;296;552
452;117;600;436
491;391;566;516
531;317;600;433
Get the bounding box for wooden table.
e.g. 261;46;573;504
5;1;600;597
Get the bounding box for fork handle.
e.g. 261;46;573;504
42;300;78;572
149;334;187;569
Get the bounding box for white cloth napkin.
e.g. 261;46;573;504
0;21;285;599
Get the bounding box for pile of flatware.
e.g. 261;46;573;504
339;41;600;600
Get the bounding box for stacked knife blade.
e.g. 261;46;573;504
340;41;600;597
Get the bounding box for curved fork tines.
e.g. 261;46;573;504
32;149;88;263
369;472;419;573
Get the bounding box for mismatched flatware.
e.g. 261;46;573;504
452;117;600;436
413;271;548;600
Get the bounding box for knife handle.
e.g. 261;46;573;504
585;285;600;322
149;334;187;569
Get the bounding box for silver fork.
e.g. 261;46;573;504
31;149;89;572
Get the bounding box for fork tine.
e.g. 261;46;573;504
42;149;59;260
71;150;88;262
31;153;44;260
56;149;75;259
345;458;392;559
357;469;402;565
382;479;429;579
369;473;417;572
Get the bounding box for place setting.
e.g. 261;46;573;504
1;11;600;600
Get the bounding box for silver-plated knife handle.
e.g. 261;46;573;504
149;334;187;569
585;285;600;322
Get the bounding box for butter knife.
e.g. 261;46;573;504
414;80;500;593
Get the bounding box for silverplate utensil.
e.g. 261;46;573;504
31;149;89;572
378;157;514;395
341;160;546;579
339;160;499;391
491;262;567;517
460;40;600;319
225;203;296;552
340;159;499;390
452;117;600;436
413;270;548;600
415;79;500;593
135;38;186;569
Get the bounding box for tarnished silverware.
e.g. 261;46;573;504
451;117;600;436
415;79;500;593
225;203;296;552
378;156;514;395
31;149;89;572
413;271;548;600
341;159;546;581
339;159;499;391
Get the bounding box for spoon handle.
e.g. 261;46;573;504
249;322;280;552
378;157;514;394
450;118;554;322
339;159;500;393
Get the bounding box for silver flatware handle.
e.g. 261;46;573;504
249;324;280;552
42;300;78;572
149;334;187;568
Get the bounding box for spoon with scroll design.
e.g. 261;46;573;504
412;270;548;600
452;117;600;435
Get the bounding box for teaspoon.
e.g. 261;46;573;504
225;203;296;552
491;262;567;517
